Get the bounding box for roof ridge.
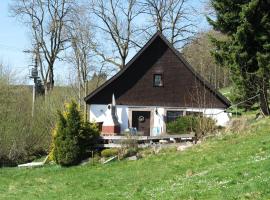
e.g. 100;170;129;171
156;33;231;107
84;31;162;102
85;31;230;107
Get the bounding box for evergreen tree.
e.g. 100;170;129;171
208;0;270;114
52;101;99;166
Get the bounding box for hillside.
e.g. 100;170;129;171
1;116;270;199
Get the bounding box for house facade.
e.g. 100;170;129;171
85;32;231;136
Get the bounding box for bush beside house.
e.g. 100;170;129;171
50;101;99;166
167;116;216;138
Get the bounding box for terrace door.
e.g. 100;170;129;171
132;111;151;136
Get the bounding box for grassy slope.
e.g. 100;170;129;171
1;117;270;200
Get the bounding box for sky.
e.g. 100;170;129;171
0;1;31;82
0;0;210;85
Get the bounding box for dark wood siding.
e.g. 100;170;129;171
87;36;228;108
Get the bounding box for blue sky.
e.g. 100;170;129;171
0;0;210;84
0;1;30;82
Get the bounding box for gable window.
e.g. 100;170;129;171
167;111;183;123
153;74;163;87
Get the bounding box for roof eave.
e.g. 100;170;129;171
84;32;163;103
85;31;231;108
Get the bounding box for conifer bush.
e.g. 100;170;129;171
51;101;99;166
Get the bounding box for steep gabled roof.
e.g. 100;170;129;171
85;32;230;107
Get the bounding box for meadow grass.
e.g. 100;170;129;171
1;117;270;199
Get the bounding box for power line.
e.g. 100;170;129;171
230;94;260;107
207;94;260;116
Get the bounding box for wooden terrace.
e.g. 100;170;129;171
98;133;195;148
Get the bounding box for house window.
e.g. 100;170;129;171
167;111;183;123
186;111;203;117
153;74;163;87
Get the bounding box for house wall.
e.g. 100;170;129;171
89;104;230;135
182;108;230;127
89;104;129;132
86;36;229;109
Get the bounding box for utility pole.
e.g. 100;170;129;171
24;46;41;117
29;53;39;117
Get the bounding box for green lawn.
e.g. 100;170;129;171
1;117;270;200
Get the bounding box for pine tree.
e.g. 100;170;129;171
208;0;270;114
51;101;99;166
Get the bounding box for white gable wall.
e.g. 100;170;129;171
183;108;230;127
89;104;230;135
89;104;129;132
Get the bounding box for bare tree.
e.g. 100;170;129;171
0;62;14;85
10;0;73;94
185;77;218;142
89;0;142;70
66;6;96;120
182;30;231;89
141;0;196;48
202;0;215;17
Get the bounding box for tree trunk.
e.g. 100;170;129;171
78;80;81;110
44;82;50;96
49;66;54;91
83;80;88;122
44;66;54;96
259;80;270;116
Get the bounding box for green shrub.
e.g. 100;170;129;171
117;134;139;159
101;148;119;157
124;148;138;158
0;81;49;166
0;63;100;166
78;121;100;156
167;116;216;138
120;133;138;149
51;101;99;166
167;116;198;134
0;74;79;166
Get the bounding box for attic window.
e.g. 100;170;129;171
153;74;163;87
